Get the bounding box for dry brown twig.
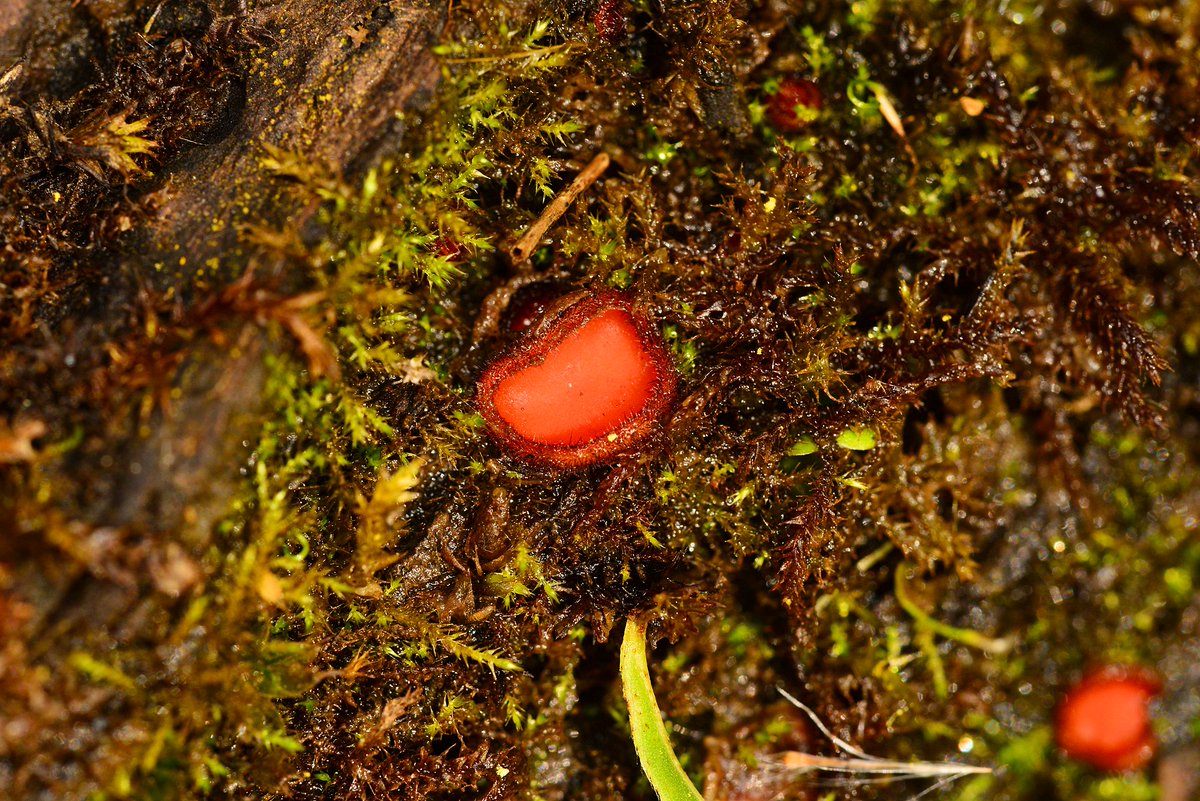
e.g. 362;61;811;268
770;688;991;800
509;151;610;264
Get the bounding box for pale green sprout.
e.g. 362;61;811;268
620;617;704;801
621;614;990;801
837;427;878;450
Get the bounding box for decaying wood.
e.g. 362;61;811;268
0;4;445;796
134;0;444;283
2;0;443;530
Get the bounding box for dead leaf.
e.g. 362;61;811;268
0;419;47;463
959;96;986;117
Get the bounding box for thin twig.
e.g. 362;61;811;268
774;688;991;798
441;43;574;64
777;751;990;777
778;688;872;759
1;63;23;92
509;152;610;264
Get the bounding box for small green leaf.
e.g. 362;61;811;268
68;652;138;692
788;437;818;456
257;728;305;753
836;428;877;450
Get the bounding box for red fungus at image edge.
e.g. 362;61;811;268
476;292;677;469
767;77;822;133
433;236;465;262
591;0;625;43
504;282;563;333
1055;666;1162;772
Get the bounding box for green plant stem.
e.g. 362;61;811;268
894;566;1014;655
620;616;704;801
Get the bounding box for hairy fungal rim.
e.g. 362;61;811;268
476;291;678;470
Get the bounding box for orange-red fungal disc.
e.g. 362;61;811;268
476;292;677;469
493;309;657;445
1055;665;1162;772
767;77;822;133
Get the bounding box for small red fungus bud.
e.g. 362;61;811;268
592;0;625;43
476;292;677;469
433;236;465;262
504;282;564;333
1056;666;1161;772
767;77;822;133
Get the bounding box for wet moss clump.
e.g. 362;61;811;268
2;0;1199;799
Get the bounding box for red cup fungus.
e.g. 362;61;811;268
1055;665;1161;772
504;281;564;333
476;291;677;469
767;77;822;133
591;0;625;43
433;235;465;262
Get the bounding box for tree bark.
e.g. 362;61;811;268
1;4;444;797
